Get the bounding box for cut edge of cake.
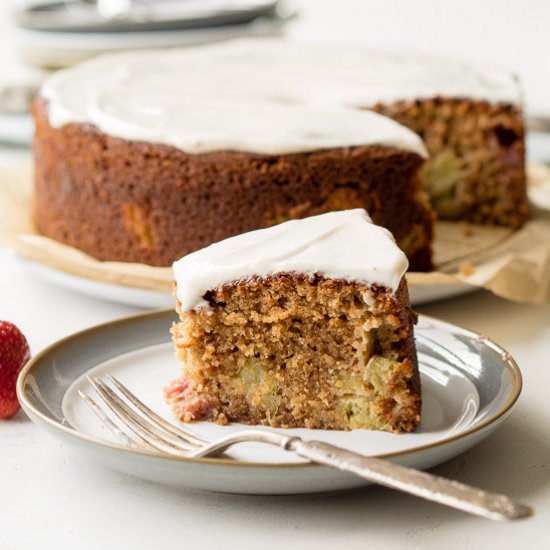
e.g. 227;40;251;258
166;210;422;433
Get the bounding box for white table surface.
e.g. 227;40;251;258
1;1;550;548
2;248;550;550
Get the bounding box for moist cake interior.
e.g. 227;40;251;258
167;274;420;433
372;98;527;227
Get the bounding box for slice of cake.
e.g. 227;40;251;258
166;209;421;433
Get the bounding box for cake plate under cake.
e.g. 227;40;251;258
17;309;521;495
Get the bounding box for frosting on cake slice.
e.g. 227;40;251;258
168;210;421;433
173;209;408;311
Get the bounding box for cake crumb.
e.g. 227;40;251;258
459;261;476;276
168;274;421;433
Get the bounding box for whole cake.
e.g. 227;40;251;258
33;93;433;270
166;209;421;433
33;39;527;271
156;38;526;228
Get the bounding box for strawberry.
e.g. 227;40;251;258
0;321;31;419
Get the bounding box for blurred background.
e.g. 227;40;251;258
1;0;549;162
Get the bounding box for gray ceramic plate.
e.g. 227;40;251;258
17;310;522;495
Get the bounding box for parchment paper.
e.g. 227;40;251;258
2;163;550;303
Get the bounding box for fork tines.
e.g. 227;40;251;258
81;375;206;454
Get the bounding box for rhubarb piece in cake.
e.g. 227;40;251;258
166;209;421;433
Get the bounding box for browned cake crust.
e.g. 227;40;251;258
32;99;434;271
371;97;528;228
166;274;421;433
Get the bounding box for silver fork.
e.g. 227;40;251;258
80;375;533;521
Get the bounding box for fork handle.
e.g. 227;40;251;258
287;439;532;521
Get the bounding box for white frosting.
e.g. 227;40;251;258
41;48;428;157
173;209;408;311
41;38;520;157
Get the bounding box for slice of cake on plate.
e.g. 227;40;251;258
166;209;421;433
